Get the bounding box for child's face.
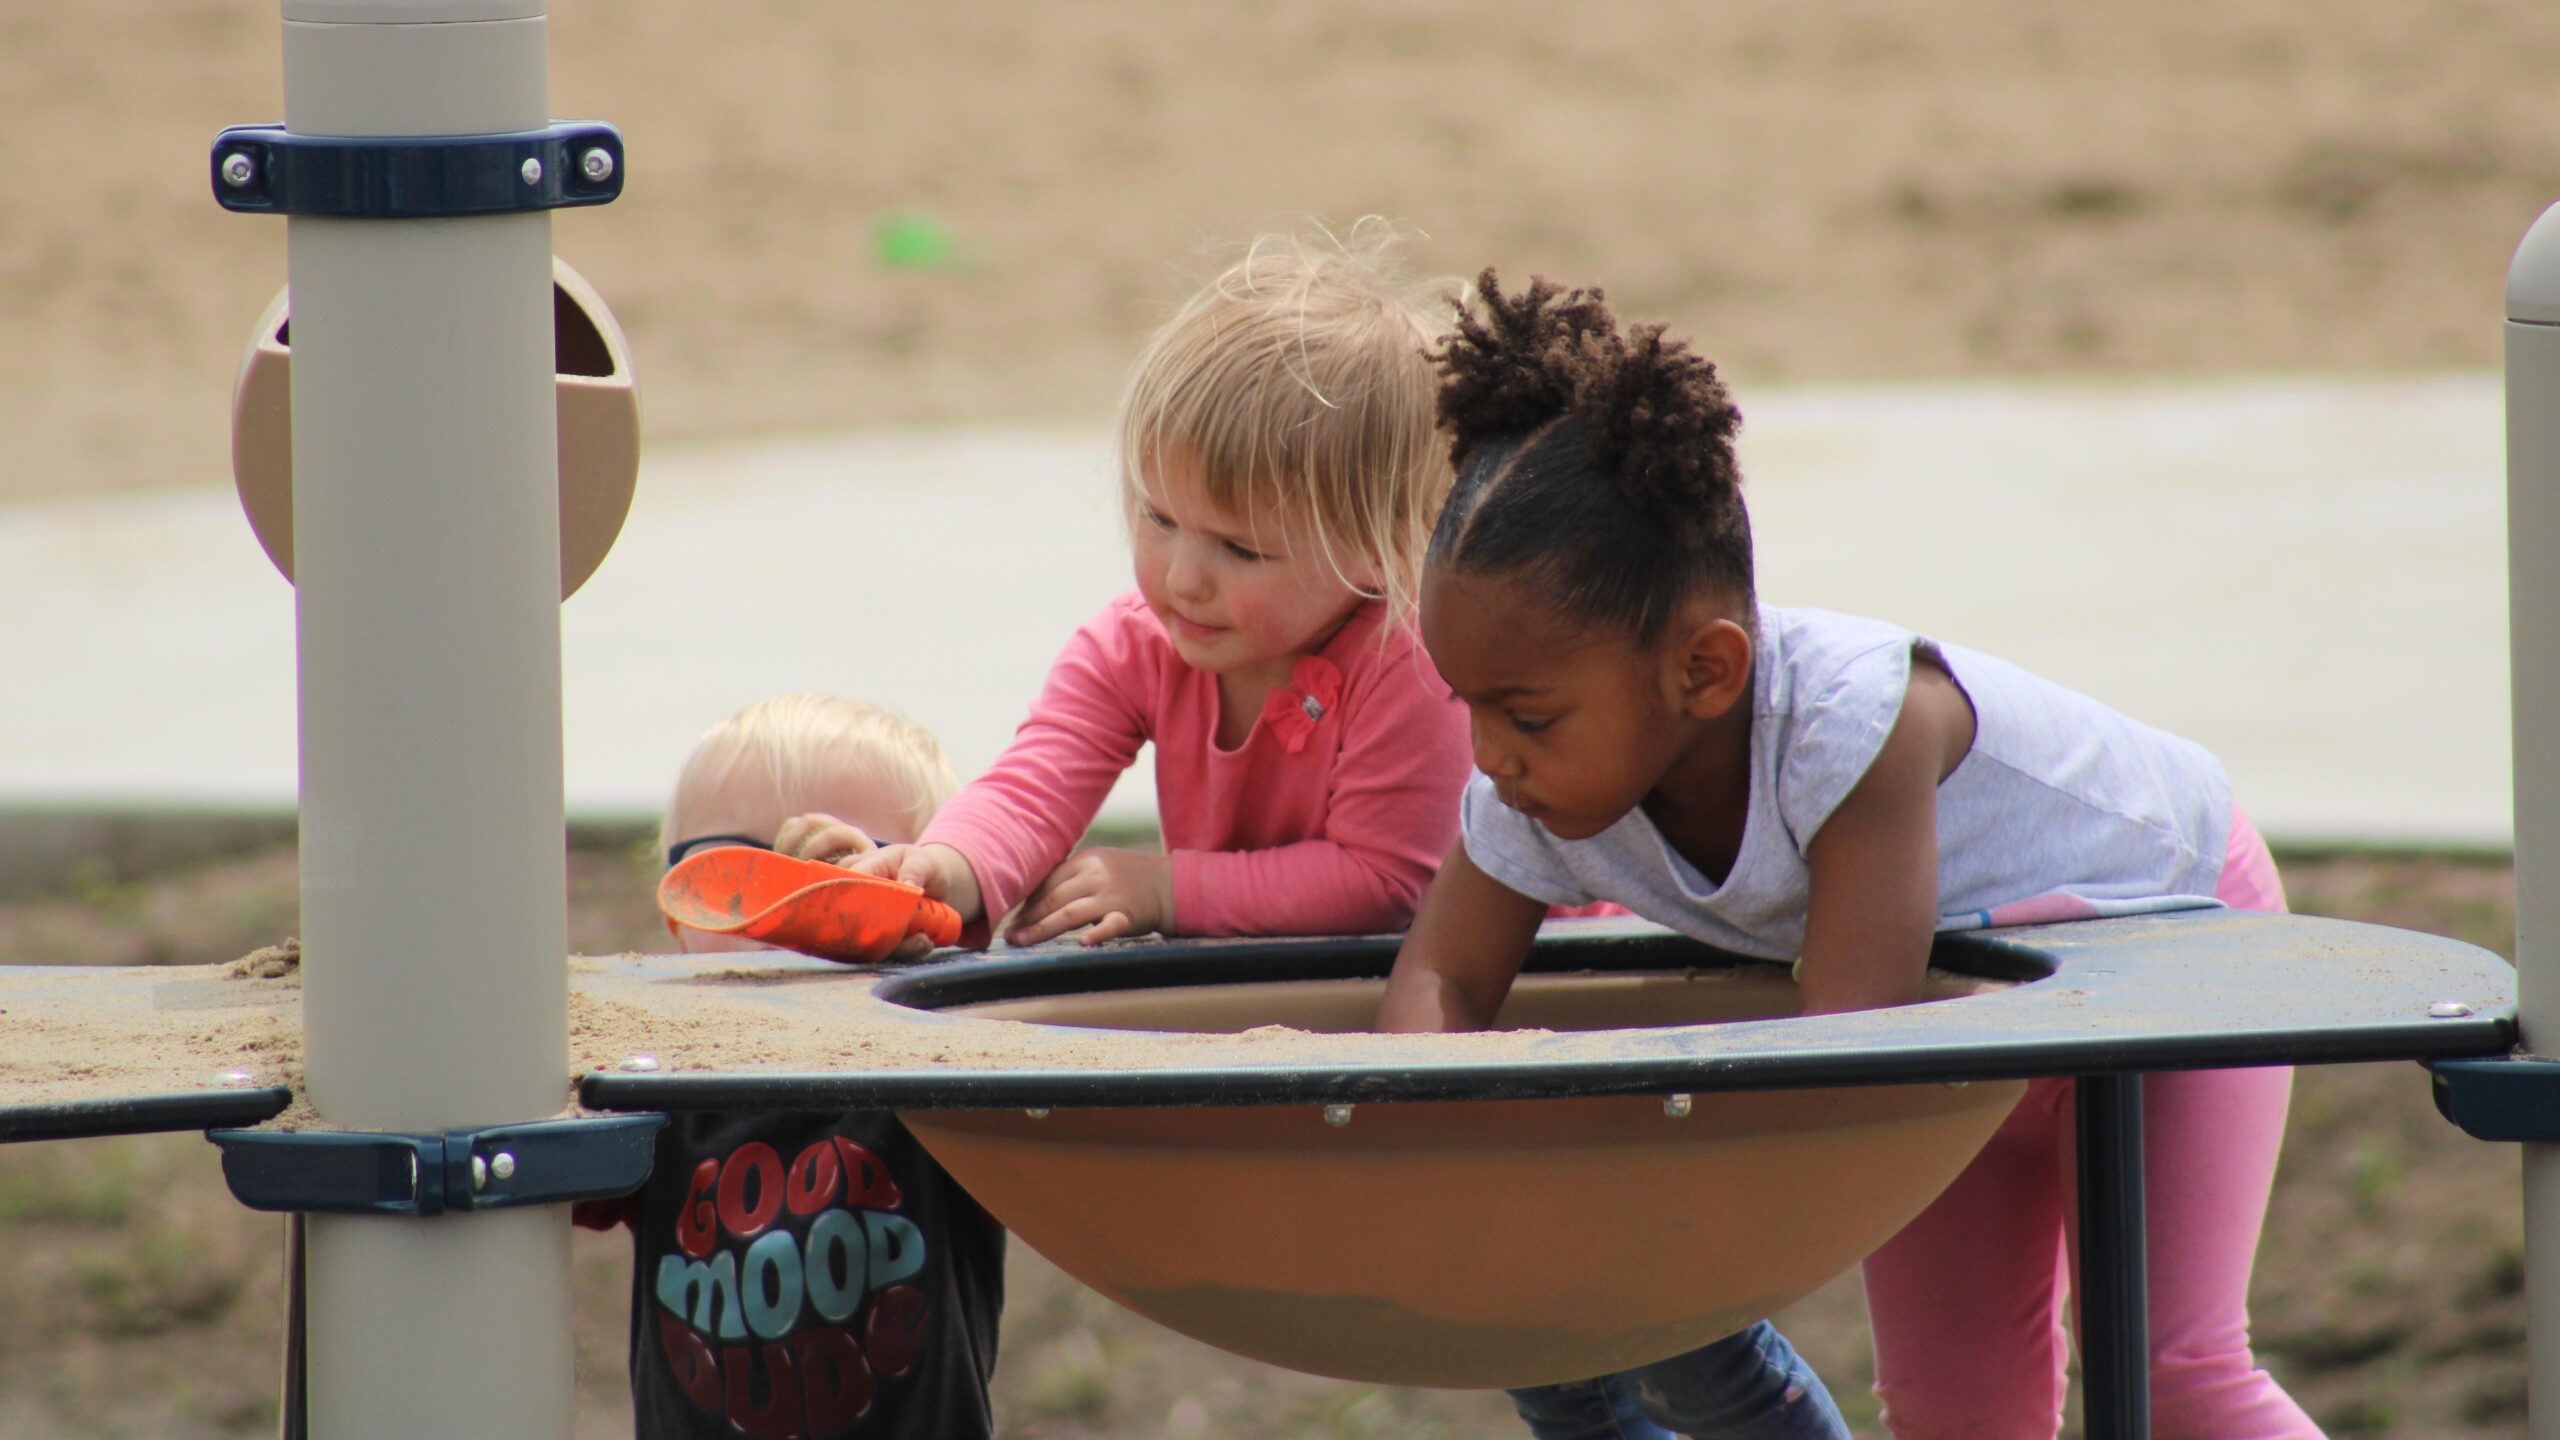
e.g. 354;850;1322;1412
1130;459;1369;676
1423;566;1717;842
667;763;919;955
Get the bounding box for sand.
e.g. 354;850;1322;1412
0;939;1780;1118
7;1;2558;505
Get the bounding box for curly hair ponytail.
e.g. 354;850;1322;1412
1427;269;1753;639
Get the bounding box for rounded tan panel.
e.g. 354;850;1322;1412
230;254;639;600
907;969;2026;1388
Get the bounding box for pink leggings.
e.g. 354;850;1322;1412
1860;810;2323;1439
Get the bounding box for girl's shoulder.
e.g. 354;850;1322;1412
1321;601;1446;691
1755;605;1918;715
1077;589;1176;658
1042;591;1186;703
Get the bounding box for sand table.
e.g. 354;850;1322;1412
0;943;1508;1118
0;910;2517;1131
0;958;303;1108
0;938;1896;1121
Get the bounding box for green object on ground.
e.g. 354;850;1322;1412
876;211;957;270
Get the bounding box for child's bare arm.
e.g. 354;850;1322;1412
1374;844;1548;1032
1796;662;1975;1014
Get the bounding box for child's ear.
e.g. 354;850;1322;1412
1671;616;1753;720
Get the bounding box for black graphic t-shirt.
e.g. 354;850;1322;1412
621;1110;1005;1440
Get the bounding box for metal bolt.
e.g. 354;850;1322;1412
471;1155;489;1192
1946;1080;1971;1090
1023;1108;1050;1119
618;1054;660;1073
578;147;615;183
2430;1000;2475;1019
219;152;257;188
1322;1104;1354;1127
1663;1093;1693;1118
520;156;544;185
490;1152;517;1182
213;1069;255;1087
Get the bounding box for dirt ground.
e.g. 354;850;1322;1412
0;842;2527;1439
6;1;2560;504
4;2;2554;1436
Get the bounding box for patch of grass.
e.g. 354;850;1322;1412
68;855;144;922
2339;1257;2392;1297
2463;1243;2526;1305
2037;176;2146;220
2270;1320;2413;1374
1016;1326;1112;1423
2423;1316;2524;1362
218;1390;281;1434
2346;1139;2406;1220
0;1138;143;1226
72;1224;246;1337
2323;1393;2401;1436
2459;1377;2527;1423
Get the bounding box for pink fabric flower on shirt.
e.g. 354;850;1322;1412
1260;656;1344;753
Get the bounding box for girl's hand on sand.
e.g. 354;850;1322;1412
774;812;877;864
1008;848;1173;947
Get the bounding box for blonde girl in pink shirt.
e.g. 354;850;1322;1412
784;230;1475;949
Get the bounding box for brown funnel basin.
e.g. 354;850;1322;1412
899;964;2025;1388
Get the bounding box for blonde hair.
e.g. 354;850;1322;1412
1118;221;1456;626
661;693;956;856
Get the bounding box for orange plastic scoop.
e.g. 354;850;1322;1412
657;848;964;963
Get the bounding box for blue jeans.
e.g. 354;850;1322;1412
1507;1320;1848;1440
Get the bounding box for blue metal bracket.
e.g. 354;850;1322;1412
207;1113;664;1216
210;121;624;218
2427;1055;2560;1142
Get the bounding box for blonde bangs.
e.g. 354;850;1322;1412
1118;225;1454;625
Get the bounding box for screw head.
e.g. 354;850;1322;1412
490;1152;517;1182
212;1069;255;1087
1946;1080;1972;1090
1322;1104;1354;1127
618;1054;660;1073
2429;1000;2475;1019
219;152;257;188
1023;1107;1051;1120
1663;1093;1693;1118
578;147;615;183
470;1155;489;1192
520;156;544;185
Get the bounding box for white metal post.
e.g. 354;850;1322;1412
2507;201;2560;1440
280;1;570;1434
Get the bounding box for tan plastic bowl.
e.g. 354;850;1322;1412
904;968;2024;1389
229;254;639;600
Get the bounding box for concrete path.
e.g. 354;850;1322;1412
0;374;2513;851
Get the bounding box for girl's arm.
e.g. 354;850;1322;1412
1375;843;1549;1031
848;606;1153;939
1795;662;1976;1014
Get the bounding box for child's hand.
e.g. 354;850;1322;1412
774;812;878;864
1008;848;1173;948
842;842;985;925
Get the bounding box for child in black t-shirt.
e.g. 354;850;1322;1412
581;693;1005;1440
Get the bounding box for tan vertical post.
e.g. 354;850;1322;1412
2506;200;2560;1440
279;1;570;1433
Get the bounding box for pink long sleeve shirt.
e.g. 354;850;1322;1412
919;591;1474;940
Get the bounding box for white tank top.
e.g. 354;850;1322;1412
1462;605;2233;962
